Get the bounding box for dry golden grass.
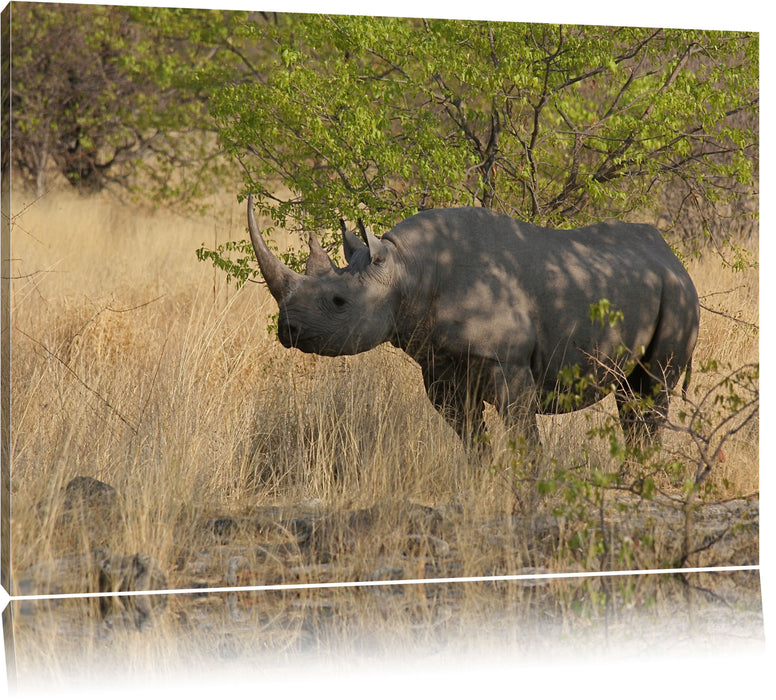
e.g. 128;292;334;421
9;186;759;591
683;250;759;493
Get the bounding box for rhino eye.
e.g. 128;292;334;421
332;295;347;308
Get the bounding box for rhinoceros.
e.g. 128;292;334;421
247;195;699;449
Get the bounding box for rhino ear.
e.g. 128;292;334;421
357;219;368;243
366;230;388;265
340;217;385;265
341;220;366;263
306;233;339;278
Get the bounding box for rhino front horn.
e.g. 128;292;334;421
247;194;302;302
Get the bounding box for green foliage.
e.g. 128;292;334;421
502;342;758;568
195;233;308;289
547;364;595;412
195;240;258;288
10;4;252;201
14;7;757;259
208;16;756;260
13;4;758;290
588;299;625;329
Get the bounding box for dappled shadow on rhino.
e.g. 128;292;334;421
247;198;699;453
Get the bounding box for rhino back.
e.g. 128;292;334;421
385;208;697;384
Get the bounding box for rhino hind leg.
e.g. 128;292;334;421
617;281;698;450
616;360;675;449
616;392;668;449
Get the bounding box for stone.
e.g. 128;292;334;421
98;553;168;630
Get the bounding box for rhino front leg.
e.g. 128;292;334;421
492;364;540;446
421;359;486;447
493;363;544;512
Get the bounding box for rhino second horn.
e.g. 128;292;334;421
306;233;339;278
247;194;302;302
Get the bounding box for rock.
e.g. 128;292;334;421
286;517;315;545
16;548;109;598
17;548;169;630
514;567;552;586
295;498;326;516
365;565;406;597
366;565;405;582
404;534;451;559
211;517;236;543
62;476;118;511
226;555;251;586
49;476;123;548
98;553;168;630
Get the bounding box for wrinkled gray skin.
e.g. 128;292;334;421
248;195;699;448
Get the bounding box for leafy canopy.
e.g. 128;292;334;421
210;15;757;263
12;7;756;271
10;4;252;201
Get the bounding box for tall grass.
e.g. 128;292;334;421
9;186;759;589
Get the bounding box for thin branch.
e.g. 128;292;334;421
699;302;758;331
16;328;139;435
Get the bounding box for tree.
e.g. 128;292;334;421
11;9;757;245
9;4;253;200
208;16;757;265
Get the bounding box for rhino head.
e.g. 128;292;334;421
247;194;401;356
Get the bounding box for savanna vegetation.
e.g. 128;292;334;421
9;186;758;590
7;7;758;610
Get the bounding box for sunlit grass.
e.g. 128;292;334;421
9;185;759;590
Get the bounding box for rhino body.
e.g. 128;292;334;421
248;197;699;447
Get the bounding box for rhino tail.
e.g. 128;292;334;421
681;358;693;401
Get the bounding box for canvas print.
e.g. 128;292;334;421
0;1;762;692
